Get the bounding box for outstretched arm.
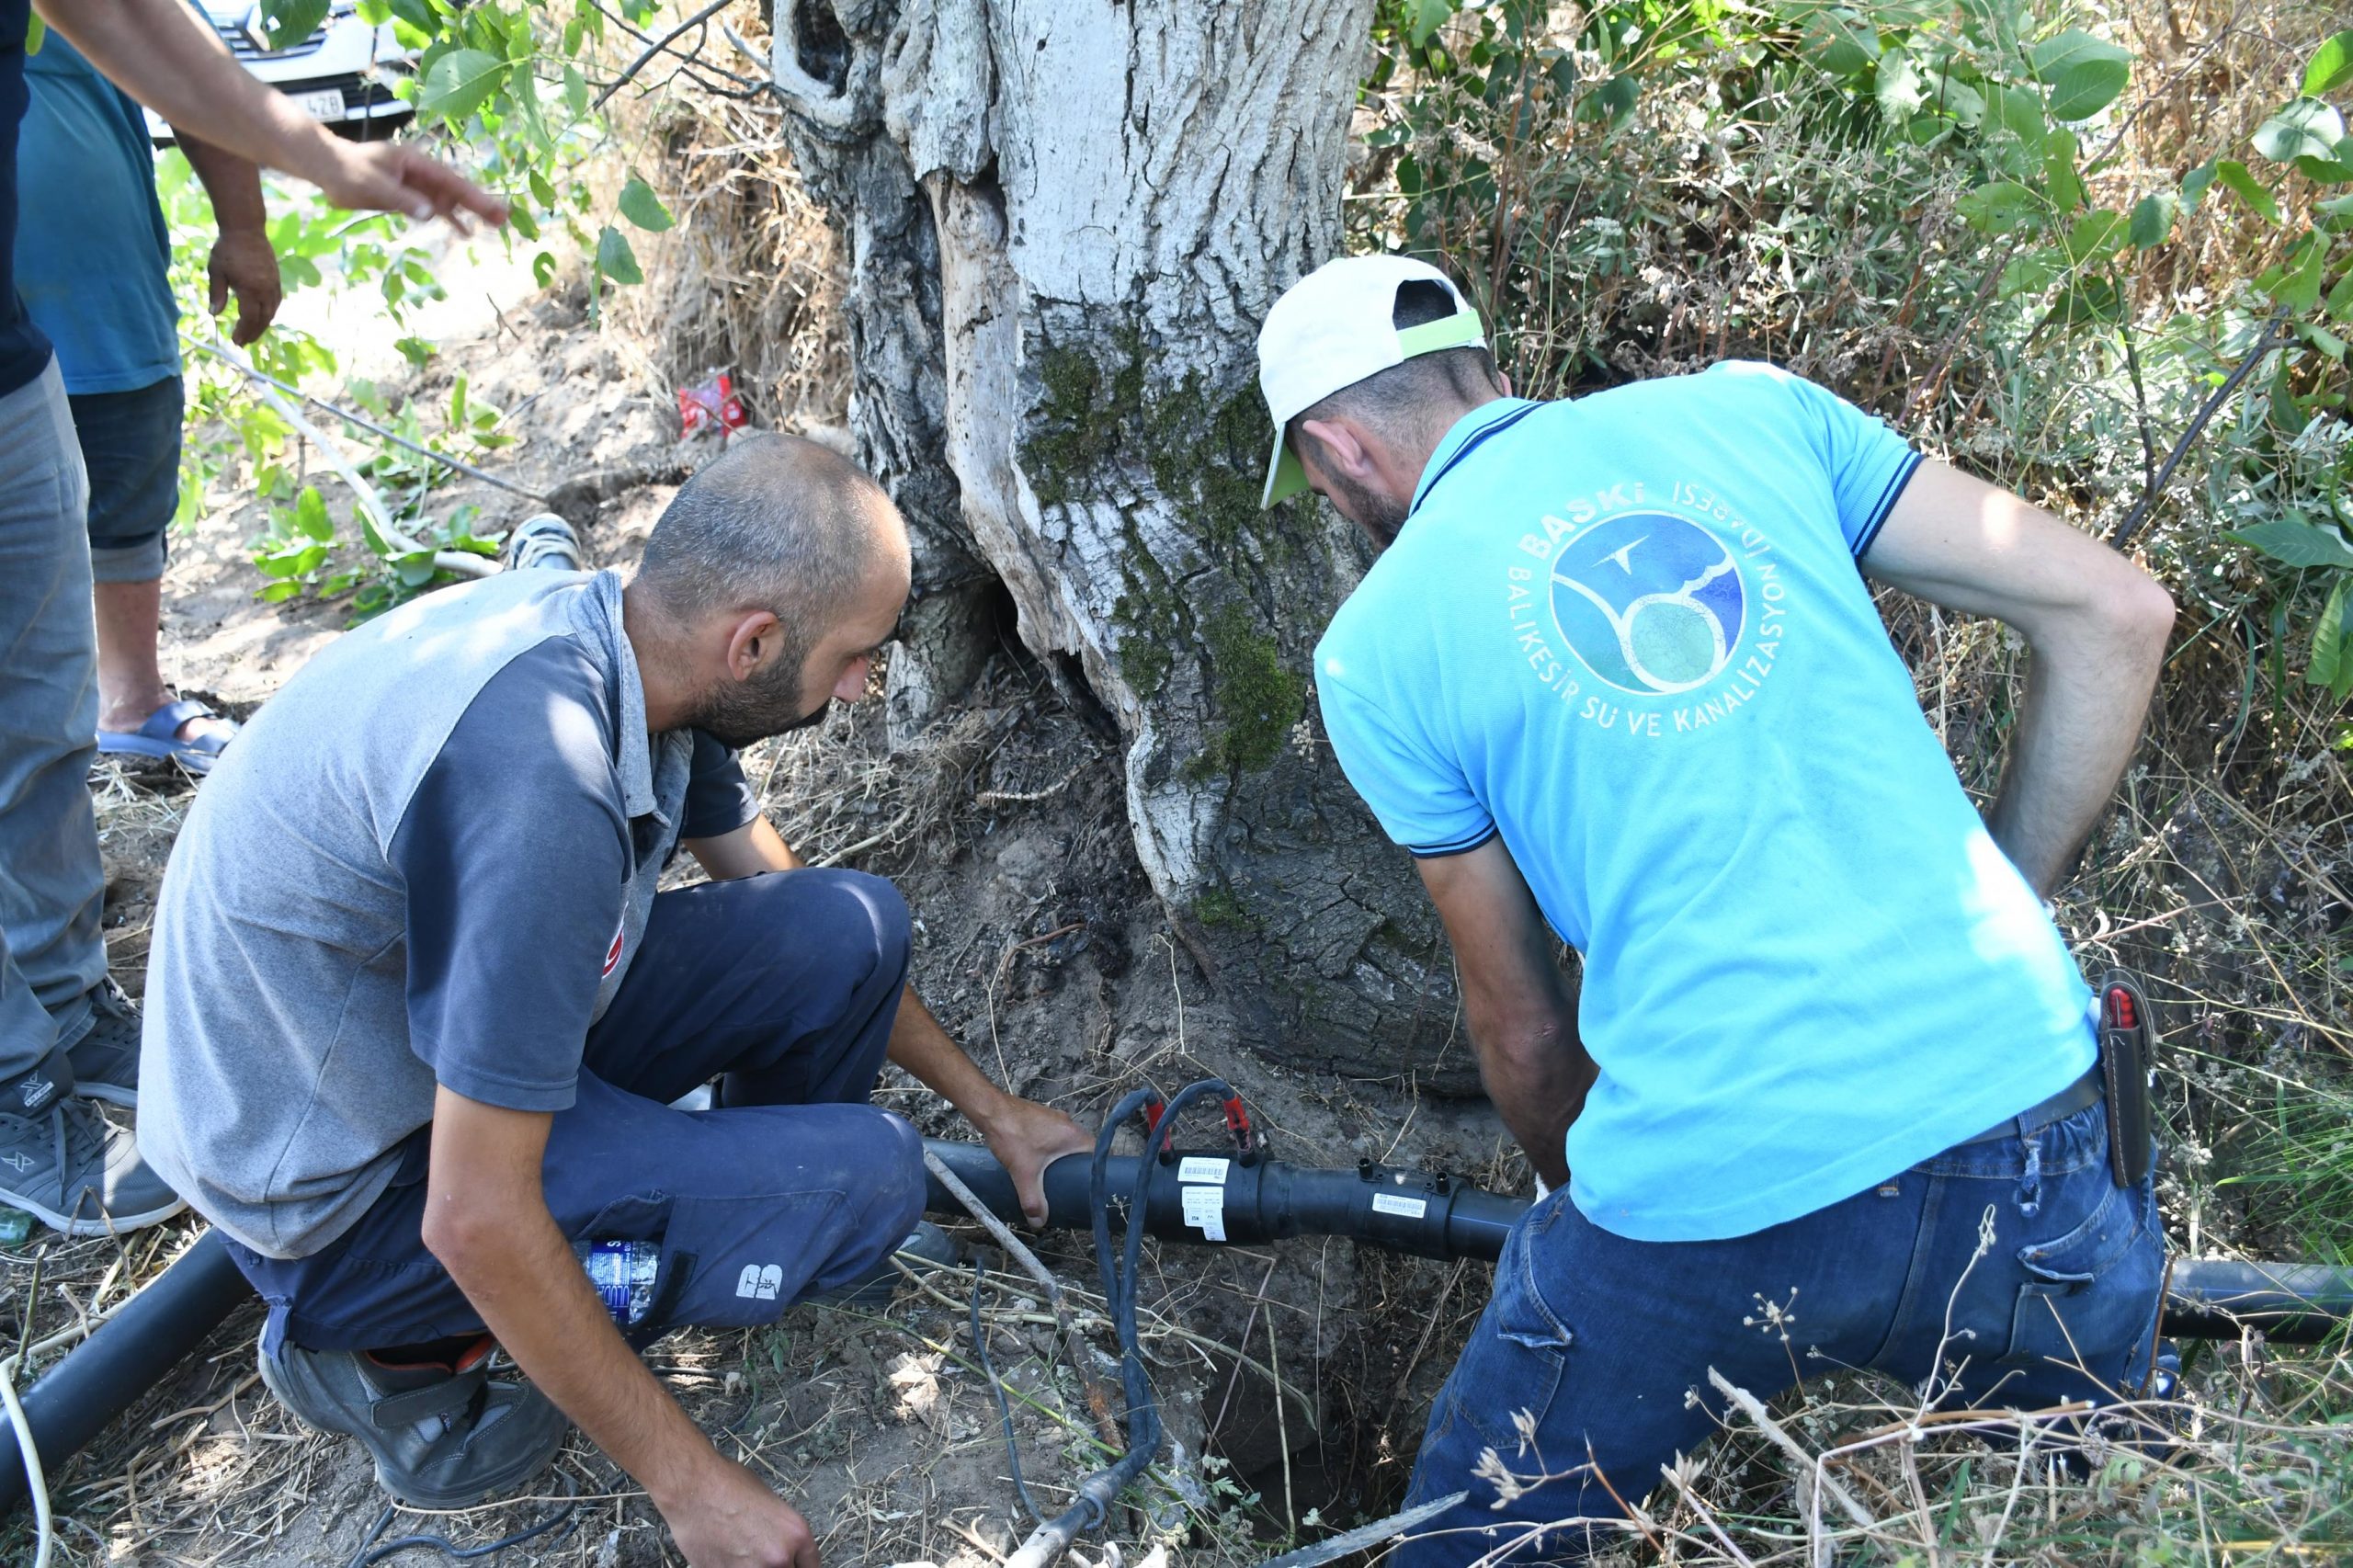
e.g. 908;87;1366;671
38;0;506;226
1860;460;2174;896
1416;838;1592;1191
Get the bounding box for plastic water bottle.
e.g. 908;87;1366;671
574;1239;660;1327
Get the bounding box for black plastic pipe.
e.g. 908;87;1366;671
922;1140;2353;1345
8;1144;2353;1518
0;1229;253;1515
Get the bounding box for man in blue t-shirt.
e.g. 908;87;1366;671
1256;256;2177;1562
17;29;281;775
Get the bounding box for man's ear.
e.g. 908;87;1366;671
722;609;783;682
1295;415;1377;483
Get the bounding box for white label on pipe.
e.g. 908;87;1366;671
1181;1183;1228;1242
1176;1156;1231;1186
1371;1192;1428;1220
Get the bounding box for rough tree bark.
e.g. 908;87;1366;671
772;0;1474;1089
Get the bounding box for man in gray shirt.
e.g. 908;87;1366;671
141;435;1090;1568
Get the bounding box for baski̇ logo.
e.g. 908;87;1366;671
18;1076;51;1109
1548;512;1745;697
735;1263;784;1301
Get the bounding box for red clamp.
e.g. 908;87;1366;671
1222;1096;1252;1149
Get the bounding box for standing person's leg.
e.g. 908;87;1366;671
79;377;237;773
1395;1181;1925;1567
0;361;179;1233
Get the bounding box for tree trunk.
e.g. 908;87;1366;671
772;0;1473;1090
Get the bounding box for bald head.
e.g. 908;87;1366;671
637;431;904;623
629;433;912;746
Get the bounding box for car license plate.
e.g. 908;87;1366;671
295;89;346;121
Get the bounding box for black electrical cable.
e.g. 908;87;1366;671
341;1471;580;1568
970;1259;1046;1524
1019;1078;1236;1551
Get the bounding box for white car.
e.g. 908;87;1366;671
148;0;415;144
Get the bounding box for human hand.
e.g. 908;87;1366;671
974;1096;1094;1227
657;1455;821;1568
207;228;282;346
312;140;508;231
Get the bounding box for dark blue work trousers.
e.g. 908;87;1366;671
231;869;929;1355
1398;1100;2165;1565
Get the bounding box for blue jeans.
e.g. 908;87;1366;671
1400;1099;2164;1565
228;869;930;1354
0;361;105;1082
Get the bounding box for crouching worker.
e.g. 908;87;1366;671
138;435;1090;1566
1255;258;2176;1563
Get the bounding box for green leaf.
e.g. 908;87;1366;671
2181;162;2218;213
2047;58;2130;121
294;485;333;542
506;203;540;242
257;580;304;604
2253;97;2347;165
2029;28;2131;82
2128;192;2177;248
2274;233;2328;312
416;48;507;124
388;0;435;37
1806;9;1881;77
2043;129;2086;211
2063;209;2128;264
1401;0;1455;47
596;225;643;286
1956;179;2043;234
2215;160;2281;223
23;14;39;52
1997;248;2063;300
529;168;558;210
394;554;439;589
2308;577;2353;699
2304;30;2353;96
617;176;674;233
1874;48;1925;118
1923;69;1984;127
1993;84;2048;154
258;0;332;50
2328;267;2353;322
532;249;559;289
2226;517;2353;569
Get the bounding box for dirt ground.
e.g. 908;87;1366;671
6;259;1526;1567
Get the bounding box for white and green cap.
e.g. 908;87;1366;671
1255;254;1486;508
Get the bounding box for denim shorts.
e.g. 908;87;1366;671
68;375;183;583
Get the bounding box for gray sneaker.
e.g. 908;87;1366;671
501;513;586;574
0;1050;183;1235
65;985;139;1108
257;1332;571;1509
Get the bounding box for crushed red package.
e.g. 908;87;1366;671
677;369;750;436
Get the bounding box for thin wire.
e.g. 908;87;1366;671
969;1261;1045;1524
342;1469;580;1568
187;336;554;504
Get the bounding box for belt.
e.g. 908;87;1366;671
1957;1065;2103;1147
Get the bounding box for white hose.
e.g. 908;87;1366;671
3;1301;128;1568
204;335;496;581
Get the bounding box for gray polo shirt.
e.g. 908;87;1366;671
139;569;758;1258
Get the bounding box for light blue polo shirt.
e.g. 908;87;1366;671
1313;361;2096;1244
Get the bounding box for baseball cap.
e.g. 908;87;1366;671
1255;255;1487;508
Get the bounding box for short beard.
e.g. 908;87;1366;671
1326;468;1409;550
683;638;830;749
